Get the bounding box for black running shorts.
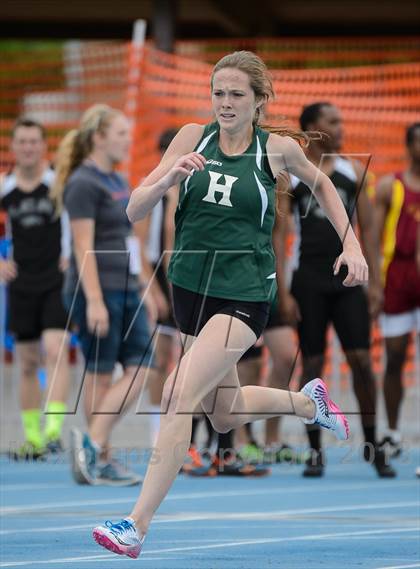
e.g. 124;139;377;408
8;285;68;342
291;265;370;357
172;284;270;339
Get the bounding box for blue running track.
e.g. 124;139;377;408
1;447;419;568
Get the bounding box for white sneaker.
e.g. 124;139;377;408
301;378;350;441
69;428;98;485
93;518;144;559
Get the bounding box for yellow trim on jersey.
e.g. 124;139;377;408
366;171;376;202
381;178;405;284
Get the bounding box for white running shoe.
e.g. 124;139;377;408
69;428;98;485
301;378;350;441
93;518;144;559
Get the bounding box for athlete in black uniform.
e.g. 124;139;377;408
0;117;70;458
277;102;395;478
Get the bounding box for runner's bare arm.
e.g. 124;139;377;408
127;124;204;222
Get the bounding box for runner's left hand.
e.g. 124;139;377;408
334;245;368;287
367;282;383;320
142;289;158;326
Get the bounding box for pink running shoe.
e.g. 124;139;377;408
301;378;350;441
92;518;144;559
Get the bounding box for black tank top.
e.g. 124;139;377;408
0;168;63;292
291;157;358;270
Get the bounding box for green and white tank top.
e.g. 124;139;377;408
168;121;277;301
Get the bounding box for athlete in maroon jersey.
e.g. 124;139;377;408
375;122;420;457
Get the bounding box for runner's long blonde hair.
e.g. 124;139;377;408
51;104;121;212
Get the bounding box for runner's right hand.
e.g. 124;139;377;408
279;291;301;325
87;298;109;337
0;259;17;283
161;152;207;188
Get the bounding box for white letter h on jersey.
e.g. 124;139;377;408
202;171;238;207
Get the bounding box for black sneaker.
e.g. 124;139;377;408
364;444;397;478
10;442;47;462
274;444;306;464
187;454;271;477
216;455;271;477
302;450;324;477
46;439;64;454
378;435;402;458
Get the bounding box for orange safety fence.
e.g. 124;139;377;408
1;42;419;181
177;36;420;67
0;42;419;383
0;41;131;175
130;47;420;183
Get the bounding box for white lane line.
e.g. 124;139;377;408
0;502;418;535
1;521;375;536
4;499;420;523
145;501;420;522
1;478;417;496
375;565;420;569
1;481;417;514
0;527;418;567
0;483;69;492
0;524;96;536
1;497;134;514
0;464;68;474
